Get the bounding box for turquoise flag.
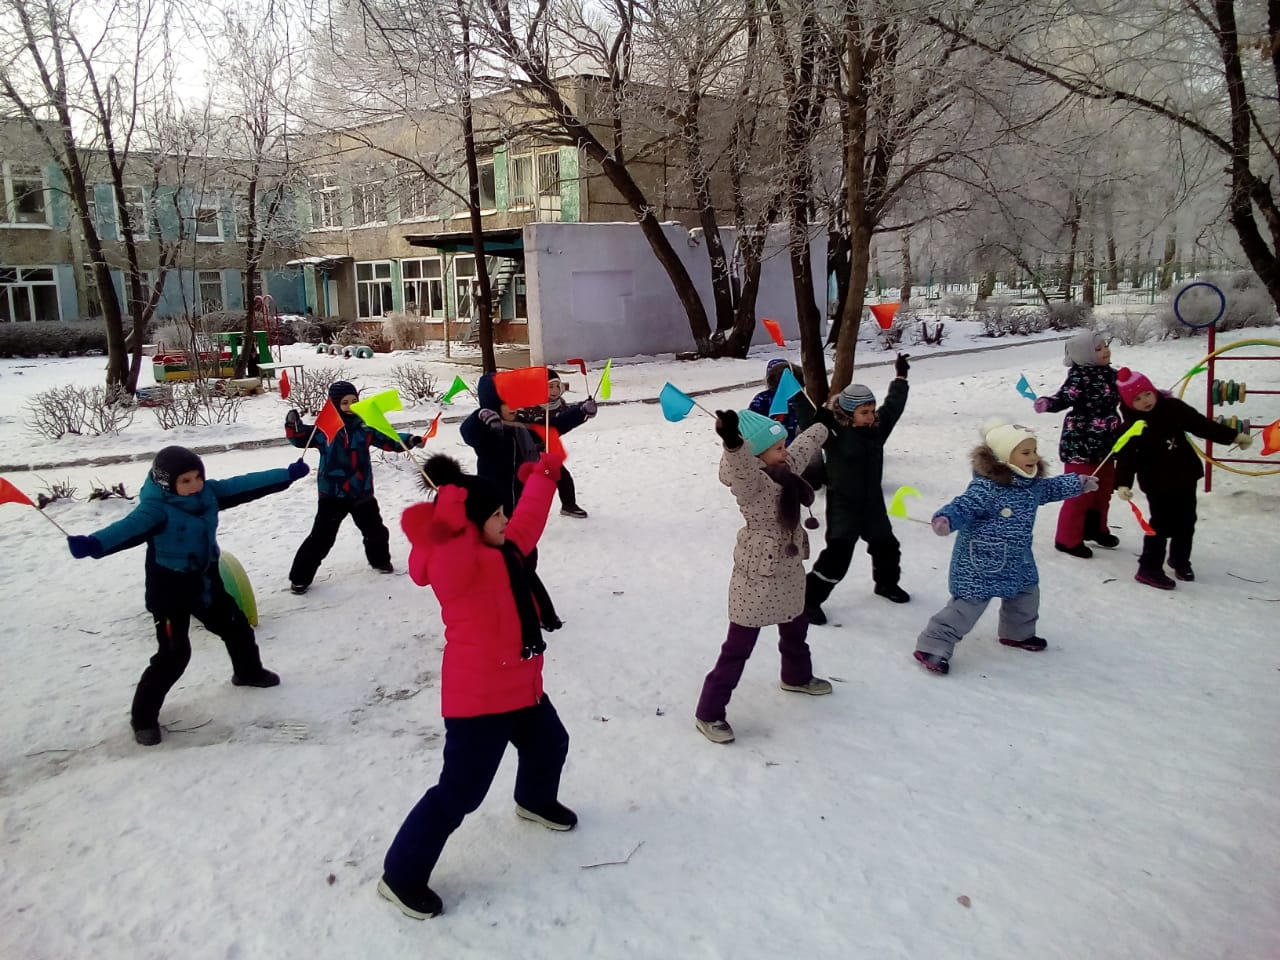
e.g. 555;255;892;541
769;368;803;417
659;383;696;422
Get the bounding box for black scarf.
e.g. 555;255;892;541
500;542;562;659
762;463;815;555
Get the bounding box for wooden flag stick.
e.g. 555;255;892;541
32;506;70;536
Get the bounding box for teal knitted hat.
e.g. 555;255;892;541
738;409;787;456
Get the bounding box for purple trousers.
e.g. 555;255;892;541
695;613;813;722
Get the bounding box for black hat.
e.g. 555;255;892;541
423;455;505;528
328;380;359;404
546;368;561;382
151;446;205;493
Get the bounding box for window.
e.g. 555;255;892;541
477;161;496;210
356;260;394;319
193;203;223;242
0;266;61;322
536;151;561;220
397;162;431;220
401;258;444;318
453;255;476;317
82;264;103;319
118;186;149;240
353;181;386;226
197;270;225;313
243;270;264;308
309;174;342;229
510;154;534;209
513;274;527;320
125;269;160;313
2;163;49;227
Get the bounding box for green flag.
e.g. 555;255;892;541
1110;419;1147;453
440;375;471;404
887;485;921;519
596;359;613;400
350;390;405;444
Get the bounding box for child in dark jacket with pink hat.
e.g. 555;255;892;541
1113;367;1253;589
378;451;572;920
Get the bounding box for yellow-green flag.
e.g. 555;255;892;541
350;390;405;444
887;485;921;519
596;358;613;400
1111;420;1147;453
440;375;471;404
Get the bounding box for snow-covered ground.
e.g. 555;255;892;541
2;323;1278;960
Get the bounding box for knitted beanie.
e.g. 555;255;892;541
838;383;876;412
151;446;205;493
982;418;1038;477
423;455;505;528
1116;367;1156;407
546;368;562;383
737;409;788;456
328;380;359;405
1064;330;1107;367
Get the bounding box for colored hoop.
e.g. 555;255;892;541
1177;338;1280;477
1173;281;1226;329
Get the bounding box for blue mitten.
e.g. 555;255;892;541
67;535;101;559
287;459;310;481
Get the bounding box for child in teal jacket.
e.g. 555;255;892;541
67;446;309;745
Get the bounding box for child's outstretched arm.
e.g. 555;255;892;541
70;502;167;559
934;479;996;531
1035;367;1082;414
207;465;307;510
1034;473;1088;506
504;453;562;555
284;410;330;452
369;430;423;453
1166;396;1243;446
548;400;592;434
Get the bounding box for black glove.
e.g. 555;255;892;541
895;353;910;378
285;409;303;431
287;459;310;481
408;435;425;449
580;397;598;417
478;408;504;432
67;535;101;559
715;409;742;449
521;636;548;660
812;405;838;430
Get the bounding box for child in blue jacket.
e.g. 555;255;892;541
516;368;599;517
285;380;423;594
913;420;1095;675
66;446;309;745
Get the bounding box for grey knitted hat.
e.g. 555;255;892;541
837;383;876;412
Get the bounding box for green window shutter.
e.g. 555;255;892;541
494;146;509;212
558;147;580;222
94;184;118;238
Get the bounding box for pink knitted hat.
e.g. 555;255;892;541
1116;367;1156;407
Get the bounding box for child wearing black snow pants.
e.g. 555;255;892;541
285;380;423;594
517;368;600;518
65;445;309;745
799;353;911;625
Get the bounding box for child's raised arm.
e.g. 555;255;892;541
504;454;561;556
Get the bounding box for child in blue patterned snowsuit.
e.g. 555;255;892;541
913;420;1095;675
285;381;423;593
65;445;309;744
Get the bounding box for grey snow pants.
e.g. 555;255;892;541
915;586;1039;659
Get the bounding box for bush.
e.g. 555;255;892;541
148;381;245;429
25;384;136;440
1106;309;1155;346
286;364;355;415
382;312;429;351
0;322;113;358
1158;272;1278;338
939;293;970;319
1045;302;1093;331
390;363;438;403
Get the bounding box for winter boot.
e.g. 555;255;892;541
560;505;589;519
515;801;578;831
1054;541;1093;559
290;582;308;595
780;677;833;696
133;725;162;747
695;718;735;744
913;650;950;675
377;876;443;920
374;563;394;574
1087;530;1120;549
1171;564;1195;582
1135;567;1176;590
232;668;281;688
874;584;911;603
999;635;1048;651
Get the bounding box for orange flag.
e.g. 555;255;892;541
494;366;550;409
761;318;786;347
1130;500;1155;536
425;412;441;440
869;303;900;330
0;477;34;507
279;368;292;400
313;399;345;445
529;424;567;460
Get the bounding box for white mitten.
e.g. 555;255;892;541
1115;486;1134;501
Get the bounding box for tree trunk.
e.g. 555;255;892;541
1083;235;1096;307
832;214;872;394
682;94;735;334
1158;233;1177;291
976;269;996;302
1060;193;1081;299
899;238;912;304
459;1;496;372
1106;233;1119;290
826;226;851;345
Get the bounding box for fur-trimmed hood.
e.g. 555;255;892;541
971;444;1048;485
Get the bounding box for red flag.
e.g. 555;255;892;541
868;303;900;330
529;424;567;460
761;318;786;347
313;399;345;445
1130;500;1156;536
564;357;588;377
279;369;291;400
425;412;441;440
0;477;34;507
493;366;550;409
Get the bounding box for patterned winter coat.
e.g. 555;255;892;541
86;468;296;613
1041;364;1122;463
1114;395;1237;495
286;414;413;499
934;448;1084;602
400;463;558;718
721;423;828;627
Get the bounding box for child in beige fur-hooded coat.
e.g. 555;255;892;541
693;407;836;745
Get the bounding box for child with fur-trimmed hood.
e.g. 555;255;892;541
912;420;1096;676
693;409;832;745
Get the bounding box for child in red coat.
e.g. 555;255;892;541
379;452;572;919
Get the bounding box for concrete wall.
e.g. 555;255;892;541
525;222;827;364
